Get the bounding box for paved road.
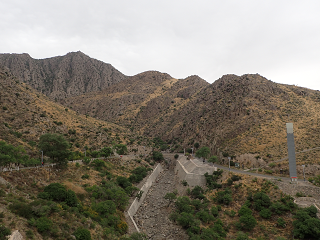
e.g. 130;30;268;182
214;163;308;183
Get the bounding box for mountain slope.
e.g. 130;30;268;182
0;66;130;157
61;72;320;166
60;71;210;128
0;51;127;99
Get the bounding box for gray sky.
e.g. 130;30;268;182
1;0;320;90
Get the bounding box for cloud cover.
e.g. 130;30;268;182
1;0;320;90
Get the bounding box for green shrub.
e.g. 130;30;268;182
36;217;52;233
117;176;132;189
215;189;233;205
227;178;233;186
152;151;164;162
211;206;219;217
259;208;272;219
264;170;273;174
293;208;320;239
270;202;289;215
127;232;148;240
238;205;252;216
190;186;205;200
91;159;105;170
177;212;197;228
81;174;90;179
73;227;92;240
277;217;286;228
252;192;271;211
174;154;179;159
195;210;213;223
231;175;241;181
236;231;250;240
0;189;6;197
8;202;33;219
0;224;11;239
181;180;188;186
296;192;306;197
175;196;193;213
95;200;116;217
238;214;257;230
38;183;77;207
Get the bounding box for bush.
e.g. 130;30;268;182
211;206;219;217
39;183;77;207
215;189;233;205
238;205;252;216
95;200;116;217
152;151;164;162
195;210;213;223
8;202;33;219
127;232;148;240
81;174;90;179
231;175;241;181
236;231;251;240
73;227;92;240
293;208;320;239
117;176;132;189
252;192;271;211
259;208;272;219
91;159;105;170
238;214;257;230
190;186;205;200
174;154;179;159
36;216;52;233
270;202;289;215
177;212;197;228
0;225;11;240
277;217;286;228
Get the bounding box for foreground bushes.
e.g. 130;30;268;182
38;183;78;207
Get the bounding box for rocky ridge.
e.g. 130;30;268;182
0;51;127;99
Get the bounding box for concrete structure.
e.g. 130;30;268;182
286;123;298;180
175;156;216;187
8;230;23;240
127;163;163;232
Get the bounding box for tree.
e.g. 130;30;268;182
38;133;71;166
195;147;210;160
194;142;200;149
208;155;218;163
100;147;112;158
0;141;29;167
114;144;127;155
152;151;164;162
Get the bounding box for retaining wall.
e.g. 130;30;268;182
127;163;163;232
175;159;205;187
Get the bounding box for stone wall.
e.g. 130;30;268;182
274;181;320;200
127;163;163;232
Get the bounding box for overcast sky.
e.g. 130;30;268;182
1;0;320;90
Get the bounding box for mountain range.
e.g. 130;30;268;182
1;51;320;173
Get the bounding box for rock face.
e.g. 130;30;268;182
0;51;127;99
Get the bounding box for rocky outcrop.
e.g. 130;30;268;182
0;52;127;99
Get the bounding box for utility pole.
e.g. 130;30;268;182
41;150;43;166
302;165;305;181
